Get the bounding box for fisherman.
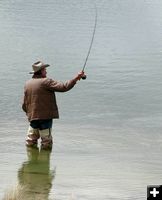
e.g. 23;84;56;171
22;61;85;150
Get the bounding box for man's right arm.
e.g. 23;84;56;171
44;71;85;92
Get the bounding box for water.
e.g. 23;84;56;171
0;0;162;199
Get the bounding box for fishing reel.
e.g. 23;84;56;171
81;74;87;80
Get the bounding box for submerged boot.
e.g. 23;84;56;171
40;128;53;150
26;126;40;148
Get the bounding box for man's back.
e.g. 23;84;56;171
23;77;59;121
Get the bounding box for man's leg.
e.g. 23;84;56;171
39;119;53;150
26;126;40;148
39;128;53;150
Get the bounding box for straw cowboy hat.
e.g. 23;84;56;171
29;61;50;74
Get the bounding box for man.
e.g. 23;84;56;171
22;61;85;150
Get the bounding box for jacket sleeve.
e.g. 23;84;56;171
43;78;77;92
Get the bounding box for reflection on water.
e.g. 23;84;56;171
18;147;55;200
5;147;55;200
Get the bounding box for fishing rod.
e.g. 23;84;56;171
81;5;98;80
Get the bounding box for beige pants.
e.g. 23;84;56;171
26;126;53;149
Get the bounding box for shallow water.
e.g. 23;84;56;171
1;0;162;199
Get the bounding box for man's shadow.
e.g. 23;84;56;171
17;147;55;200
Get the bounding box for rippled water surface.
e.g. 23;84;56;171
1;0;162;199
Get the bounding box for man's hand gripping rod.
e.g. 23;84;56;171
81;5;98;80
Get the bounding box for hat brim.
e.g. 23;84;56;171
43;64;50;67
29;64;50;74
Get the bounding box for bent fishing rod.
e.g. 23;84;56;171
81;5;98;80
